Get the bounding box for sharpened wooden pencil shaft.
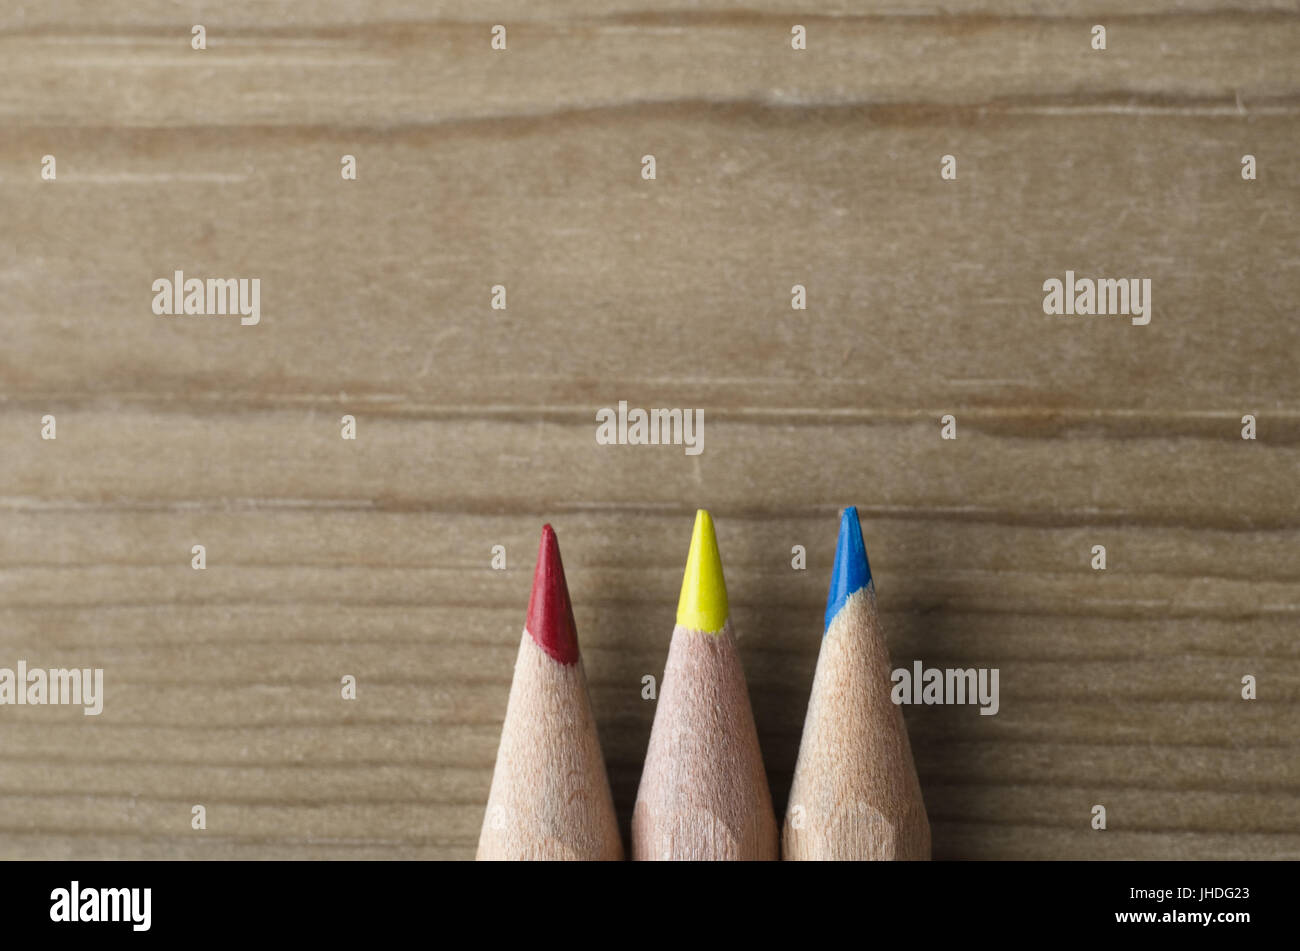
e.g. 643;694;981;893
633;621;779;860
477;631;623;860
783;508;929;860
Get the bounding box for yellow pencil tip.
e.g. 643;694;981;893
676;509;729;633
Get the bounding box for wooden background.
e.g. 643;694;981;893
2;1;1298;860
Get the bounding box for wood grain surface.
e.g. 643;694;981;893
2;2;1297;859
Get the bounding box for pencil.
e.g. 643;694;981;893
782;507;930;860
476;524;623;860
632;509;778;860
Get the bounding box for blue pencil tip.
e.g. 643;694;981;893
823;506;872;634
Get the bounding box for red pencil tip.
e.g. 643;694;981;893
526;524;580;665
